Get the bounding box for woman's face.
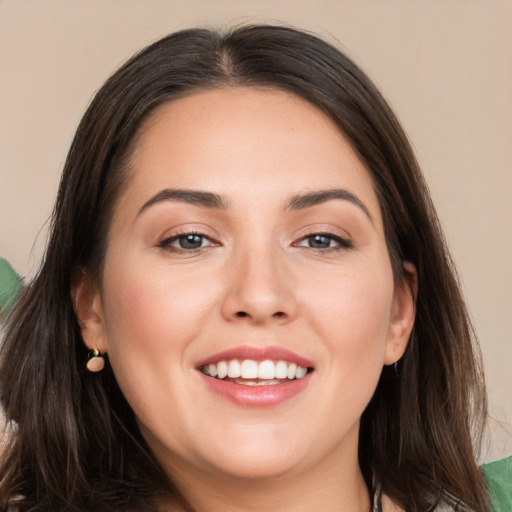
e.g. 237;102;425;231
78;88;414;484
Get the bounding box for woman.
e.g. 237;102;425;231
0;25;489;511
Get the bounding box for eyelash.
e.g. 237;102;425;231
294;232;353;252
158;230;352;253
158;231;218;252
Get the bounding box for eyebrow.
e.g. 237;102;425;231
137;187;372;222
285;189;373;222
137;188;228;216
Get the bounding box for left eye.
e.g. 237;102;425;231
160;233;214;250
295;233;351;250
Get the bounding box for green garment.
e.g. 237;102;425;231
482;456;512;512
0;257;22;313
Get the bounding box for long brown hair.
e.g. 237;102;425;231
0;25;489;511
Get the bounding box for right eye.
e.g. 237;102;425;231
159;232;217;251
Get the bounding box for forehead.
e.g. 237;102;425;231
117;87;380;217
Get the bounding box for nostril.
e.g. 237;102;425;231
233;311;288;321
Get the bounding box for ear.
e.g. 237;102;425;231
71;269;108;354
384;261;417;365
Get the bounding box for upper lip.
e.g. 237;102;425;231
196;345;314;369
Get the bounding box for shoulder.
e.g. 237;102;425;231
481;455;512;512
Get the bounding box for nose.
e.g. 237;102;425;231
220;247;298;325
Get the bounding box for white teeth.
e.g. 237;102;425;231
258;360;275;379
217;361;228;379
227;360;241;378
201;359;310;382
295;366;307;379
287;363;297;379
208;364;218;377
275;360;288;379
240;359;258;379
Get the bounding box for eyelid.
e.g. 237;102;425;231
157;227;221;251
292;224;352;241
292;228;353;251
161;233;214;248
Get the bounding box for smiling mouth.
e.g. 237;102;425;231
199;359;313;386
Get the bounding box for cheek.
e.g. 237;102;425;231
102;263;214;347
308;264;392;330
98;261;220;401
303;263;394;378
288;262;395;449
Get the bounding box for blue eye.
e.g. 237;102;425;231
307;235;334;249
296;233;352;250
175;234;205;249
159;233;214;251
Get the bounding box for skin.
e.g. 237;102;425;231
75;88;416;511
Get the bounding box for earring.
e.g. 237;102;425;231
393;360;400;379
86;349;105;372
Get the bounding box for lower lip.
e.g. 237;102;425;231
200;372;312;408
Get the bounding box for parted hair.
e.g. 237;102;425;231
0;25;489;511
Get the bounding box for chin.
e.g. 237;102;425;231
188;424;310;481
203;450;304;481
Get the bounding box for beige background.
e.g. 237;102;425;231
0;0;510;462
